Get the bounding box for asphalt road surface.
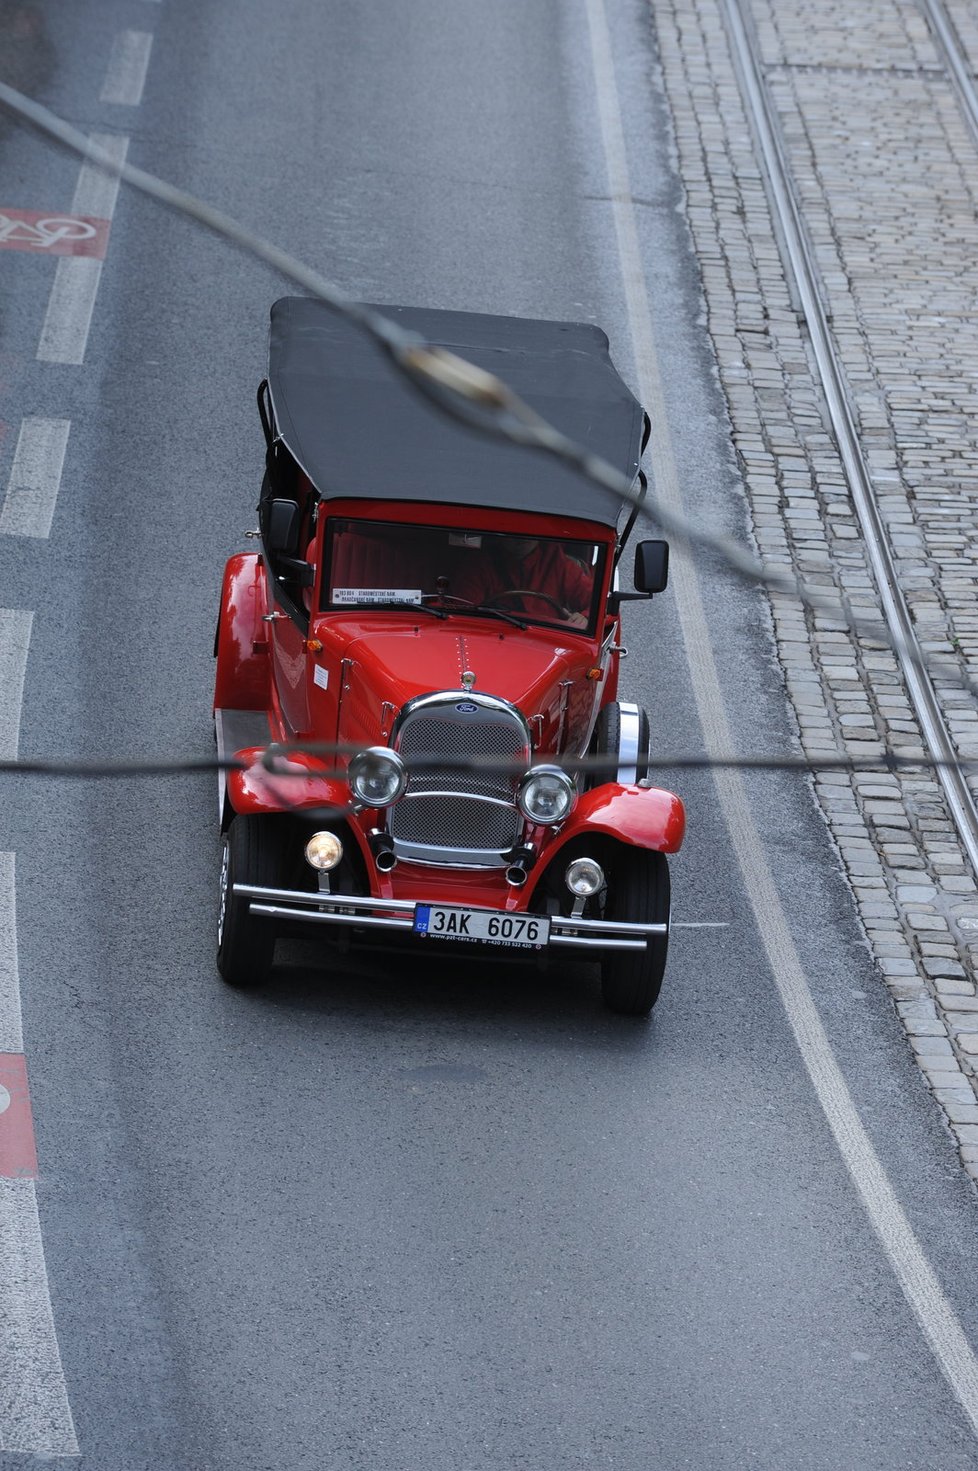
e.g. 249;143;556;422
2;1;978;1468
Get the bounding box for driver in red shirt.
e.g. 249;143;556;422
457;535;594;627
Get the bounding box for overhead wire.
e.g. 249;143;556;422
0;79;973;789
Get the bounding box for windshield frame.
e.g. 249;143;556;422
318;505;611;636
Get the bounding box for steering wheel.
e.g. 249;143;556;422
485;589;571;618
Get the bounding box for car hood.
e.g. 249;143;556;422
313;615;597;753
343;620;587;712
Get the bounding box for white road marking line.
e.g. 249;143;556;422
0;564;76;1448
0;1179;79;1455
0;418;70;539
0;857;22;1054
36;134;128;365
100;30;153;107
585;0;978;1439
673;921;729;928
0;611;32;761
0;877;77;1451
68;133;128;220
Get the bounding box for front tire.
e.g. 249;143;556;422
600;850;670;1016
590;701;651;786
217;815;285;988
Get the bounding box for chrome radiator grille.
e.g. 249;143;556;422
390;697;529;866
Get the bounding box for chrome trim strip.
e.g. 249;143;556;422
236;885;408;912
391;687;532;749
556;679;573;749
214;710;229;823
549;934;647;952
553;916;668;937
616;701;641;784
398;791;514;809
392;842;509;868
236;884;667;948
250;904;414;931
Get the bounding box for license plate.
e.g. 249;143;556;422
414;904;550;948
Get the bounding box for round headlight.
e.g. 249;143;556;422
305;831;344;871
565;856;604;896
348;746;407;807
517;765;576;825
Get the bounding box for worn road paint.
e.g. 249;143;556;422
1;417;70;538
100;31;153;107
36;134;128;364
0;855;22;1055
0;210;109;258
0;1178;79;1454
0;861;77;1450
0;1055;36;1180
0;612;32;760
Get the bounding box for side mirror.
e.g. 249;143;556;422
634;540;669;595
267;498;300;555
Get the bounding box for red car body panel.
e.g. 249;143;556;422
213;553;270;712
545;785;686;855
216;499;683;848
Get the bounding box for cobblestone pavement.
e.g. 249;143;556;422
650;0;978;1173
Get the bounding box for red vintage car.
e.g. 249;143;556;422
213;299;685;1013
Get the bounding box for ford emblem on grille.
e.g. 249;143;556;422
455;702;479;713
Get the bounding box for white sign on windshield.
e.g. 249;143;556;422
332;588;423;605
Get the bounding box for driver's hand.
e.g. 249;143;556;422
567;611;588;629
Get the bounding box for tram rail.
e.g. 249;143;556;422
920;0;978;151
720;0;978;879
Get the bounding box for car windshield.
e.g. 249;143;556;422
323;518;605;631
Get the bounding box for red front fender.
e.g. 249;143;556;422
546;783;686;858
226;747;350;819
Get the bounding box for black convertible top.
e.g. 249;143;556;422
265;298;647;528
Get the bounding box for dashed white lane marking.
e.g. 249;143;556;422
0;418;70;539
100;30;153;107
585;0;978;1440
36;133;128;365
0;1178;79;1455
67;135;129;221
0;856;22;1054
0;612;32;761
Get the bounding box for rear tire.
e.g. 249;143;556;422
600;850;670;1016
217;815;285;988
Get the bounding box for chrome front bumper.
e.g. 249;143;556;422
235;884;667;952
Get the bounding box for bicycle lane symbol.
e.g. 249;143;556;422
0;208;110;258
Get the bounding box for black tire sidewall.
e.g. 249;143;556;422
600;848;670;1015
217;815;283;987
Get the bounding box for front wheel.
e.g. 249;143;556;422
590;701;651;786
217;815;285;988
600;850;670;1016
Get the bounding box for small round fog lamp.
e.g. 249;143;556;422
565;856;604;897
305;831;344;872
348;747;407;807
